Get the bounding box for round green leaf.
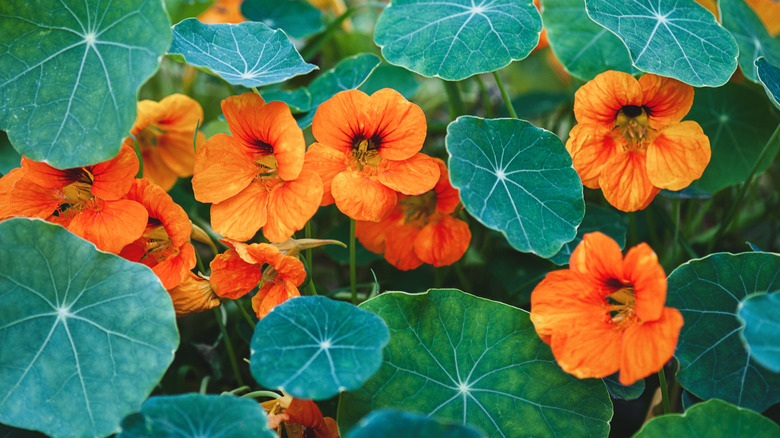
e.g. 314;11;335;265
117;394;275;438
446;116;584;258
338;289;613;437
756;56;780;110
261;88;311;113
666;252;780;412
359;63;421;99
241;0;324;39
542;0;636;80
374;0;542;81
603;373;645;401
687;83;780;194
0;218;179;438
346;410;486;438
250;296;389;400
548;204;626;265
738;293;780;373
584;0;738;87
720;0;780;83
633;398;780;438
0;131;21;176
169;19;317;88
0;0;171;168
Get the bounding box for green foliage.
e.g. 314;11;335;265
603;374;645;401
261;88;312;113
738;293;780;373
241;0;324;39
756;57;780;110
163;0;214;24
633;399;780;437
345;410;486;438
359;64;421;99
0;131;21;176
720;0;780;82
548;204;626;265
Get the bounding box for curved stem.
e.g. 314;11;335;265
658;367;671;415
492;70;517;119
234;299;256;329
243;390;282;399
350;219;357;305
442;80;465;120
214;308;244;387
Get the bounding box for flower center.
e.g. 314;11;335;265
349;139;383;172
137;124;166;148
399;190;437;224
606;285;637;328
57;169;96;217
142;223;179;264
614;105;652;152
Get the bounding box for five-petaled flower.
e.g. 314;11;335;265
530;232;683;385
566;71;710;212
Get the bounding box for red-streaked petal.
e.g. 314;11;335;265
623;243;667;322
21;158;73;189
303;142;347;206
599;151;657;212
638;74;695;129
0;169;61;220
569;231;625;292
432;158;461;214
192;133;256;203
210;183;269;241
530;269;603;343
210;249;264;299
332;171;397;221
368;88;427;161
257;101;305;181
619;307;683;385
252;279;300;319
383;222;424;271
414;214;471;267
312;89;371;154
221;92;267;147
125;178;191;247
68;199;148;254
263;170;323;243
573;70;643;127
141;146;179;191
90;141;139;200
550;315;623;379
153;242;197;290
237;242;306;286
377;153;440;196
565;123;619;189
646;121;711;191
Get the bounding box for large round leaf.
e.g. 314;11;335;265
756;56;780;110
0;0;171;168
446;116;584;258
0;218;179;438
738;292;780;373
117;394;275;438
345;410;486;438
241;0;324;39
338;289;613;437
250;296;389;400
374;0;542;81
547;204;626;266
666;252;780;412
584;0;738;87
720;0;780;83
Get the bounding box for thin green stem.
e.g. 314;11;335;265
658;367;671;415
474;75;494;118
492;71;517;119
234;299;256;329
442;80;465;120
199;376;210;394
304;221;317;296
251;87;261;95
194;247;207;276
300;5;364;60
242;390;282;399
213;308;244;387
132;136;144;178
225;385;250;395
454;261;472;292
651;204;698;260
671;199;681;268
350;219;357;305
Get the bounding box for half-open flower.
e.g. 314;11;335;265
167;272;221;317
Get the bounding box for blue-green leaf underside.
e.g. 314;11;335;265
666;252;780;412
0;0;171;168
169;19;317;88
374;0;542;81
345;410;486;438
720;0;780;82
604;373;645;401
0;219;178;438
250;296;389;400
241;0;324;39
585;0;738;87
446;116;584;258
756;56;780;110
338;289;613;437
738;293;780;373
548;204;626;265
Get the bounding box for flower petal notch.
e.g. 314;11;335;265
0;218;179;438
584;0;738;87
756;56;780;110
241;0;324;39
738;292;780;373
338;289;613;437
446;116;584;258
169;19;317;88
250;296;390;400
0;0;172;168
374;0;542;81
345;410;486;438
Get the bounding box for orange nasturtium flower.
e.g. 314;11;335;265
746;0;780;36
197;0;246;24
356;158;471;270
263;395;339;438
566;71;710;212
530;232;683;385
131;94;206;191
167;272;221;317
304;88;441;222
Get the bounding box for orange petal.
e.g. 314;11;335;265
619;307;684;385
237;242;306;286
573;71;643;127
569;231;624;292
312;89;371;154
285;399;328;435
68;199;148;254
221;93;267;145
432;158;461;214
192;133;256;203
368;88;427;161
141;146;179;191
252;279;300;319
210;249;264;299
157;130;203;178
21;157;75;189
550;315;623;379
167;272;221;317
152;242;197;290
355;215;393;254
638;74;694;129
264;170;323;243
599;151;657;212
331;171;397;221
384;222;424;270
646;121;711;191
0;169;61;220
623;243;667;322
125;178;191;247
530;270;603;343
377;153;440;196
211;183;269;241
90;141;139;200
413;214;471;267
303;142;348;206
565;123;619;189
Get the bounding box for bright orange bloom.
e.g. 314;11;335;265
131;94;206;191
197;0;246;24
356;159;470;270
530;232;683;385
119;179;197;289
746;0;780;35
567;71;710;212
304;88;440;222
263;395;339;438
167;272;221;317
192;93;322;242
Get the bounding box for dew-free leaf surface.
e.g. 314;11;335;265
250;296;389;400
720;0;780;82
345;410;486;438
261;88;311;113
756;56;780;110
446;117;583;258
169;19;317;88
374;0;542;80
359;63;421;99
603;373;645;401
666;252;780;412
338;289;613;437
548;204;626;265
738;292;780;373
241;0;324;39
0;218;178;438
585;0;738;86
0;0;171;168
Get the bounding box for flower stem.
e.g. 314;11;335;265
350;219;357;305
442;80;465;120
242;390;281;399
213;307;244;387
303;221;317;296
658;367;671;415
671;199;680;268
234;299;256;329
492;71;517;119
474;75;494;119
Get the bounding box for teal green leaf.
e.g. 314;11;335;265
603;373;645;401
738;293;780;373
163;0;214;24
338;289;613;437
666;252;780;412
633;399;780;438
688;83;780;194
241;0;324;39
0;218;179;438
584;0;738;87
0;423;46;437
346;410;486;438
0;131;21;176
250;296;389;400
261;88;311;113
374;0;542;81
297;53;380;129
548;204;626;265
0;0;171;168
756;56;780;110
542;0;636;80
169;19;317;88
446;116;584;258
359;63;421;99
117;394;275;438
720;0;780;82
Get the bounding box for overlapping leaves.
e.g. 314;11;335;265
633;399;780;437
738;292;780;373
720;0;780;82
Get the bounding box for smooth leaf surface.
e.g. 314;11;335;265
585;0;738;86
169;19;317;88
117;394;275;438
0;131;21;176
374;0;542;80
738;292;780;373
446;116;584;258
548;204;626;265
345;410;486;438
0;219;178;438
359;63;421;99
603;374;645;401
241;0;324;39
0;0;171;168
250;296;389;400
720;0;780;82
756;56;780;110
338;289;613;437
666;252;780;412
542;0;636;80
261;88;311;113
633;399;780;438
